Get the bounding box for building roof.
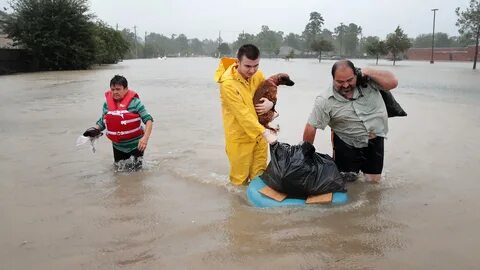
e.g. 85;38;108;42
0;12;20;49
0;34;16;49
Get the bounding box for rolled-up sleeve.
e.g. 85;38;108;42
307;96;330;130
137;103;153;124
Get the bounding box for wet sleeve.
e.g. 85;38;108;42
307;96;330;130
369;80;384;91
220;83;265;140
95;102;108;131
131;98;153;123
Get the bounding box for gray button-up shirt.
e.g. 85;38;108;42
308;82;388;148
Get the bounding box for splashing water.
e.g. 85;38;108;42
114;156;144;172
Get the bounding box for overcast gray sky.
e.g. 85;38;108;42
1;0;470;41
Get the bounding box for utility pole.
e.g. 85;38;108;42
430;8;438;64
134;25;138;59
144;31;147;57
116;23;118;31
217;31;222;58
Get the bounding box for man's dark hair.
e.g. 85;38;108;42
237;44;260;61
110;75;128;88
331;60;356;78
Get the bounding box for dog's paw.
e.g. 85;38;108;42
267;123;280;133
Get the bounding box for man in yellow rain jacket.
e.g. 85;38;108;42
214;44;277;185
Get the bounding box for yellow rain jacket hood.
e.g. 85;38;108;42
214;57;266;143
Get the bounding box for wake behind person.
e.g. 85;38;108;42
83;75;153;169
214;44;278;185
303;60;398;183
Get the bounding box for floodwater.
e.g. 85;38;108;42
1;58;479;269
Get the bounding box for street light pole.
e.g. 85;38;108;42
430;8;438;64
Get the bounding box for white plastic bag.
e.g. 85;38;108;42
76;135;100;153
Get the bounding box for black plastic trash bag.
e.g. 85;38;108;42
261;142;346;198
380;90;407;118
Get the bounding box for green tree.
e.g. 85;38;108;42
386;26;411;66
412;33;430;48
175;34;189;56
283;32;304;50
0;10;7;32
256;25;283;56
334;23;348;55
202;39;219;56
3;0;96;70
303;12;324;50
453;33;476;47
120;28;144;59
357;36;369;56
311;39;334;62
232;32;256;53
218;42;231;56
92;21;129;64
344;23;362;57
456;0;480;69
365;36;387;65
320;29;335;44
413;33;454;48
189;38;205;56
143;32;173;57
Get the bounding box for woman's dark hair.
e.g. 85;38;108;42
331;60;356;78
237;44;260;61
110;75;128;88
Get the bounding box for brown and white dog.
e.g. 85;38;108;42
253;73;294;132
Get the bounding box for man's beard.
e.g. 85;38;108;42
337;86;354;99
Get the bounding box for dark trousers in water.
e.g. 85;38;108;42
112;147;144;168
332;133;384;175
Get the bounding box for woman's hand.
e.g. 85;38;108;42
138;136;149;152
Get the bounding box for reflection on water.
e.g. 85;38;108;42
1;58;480;269
219;180;405;269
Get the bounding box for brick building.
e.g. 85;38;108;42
406;46;480;62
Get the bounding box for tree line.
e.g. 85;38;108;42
1;0;479;70
1;0;129;70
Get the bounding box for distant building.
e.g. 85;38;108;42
0;34;16;49
0;11;18;49
407;46;480;62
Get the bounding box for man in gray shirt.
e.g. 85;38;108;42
303;60;398;183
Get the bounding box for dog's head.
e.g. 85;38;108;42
272;73;295;86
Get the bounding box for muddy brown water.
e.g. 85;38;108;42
1;58;479;269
